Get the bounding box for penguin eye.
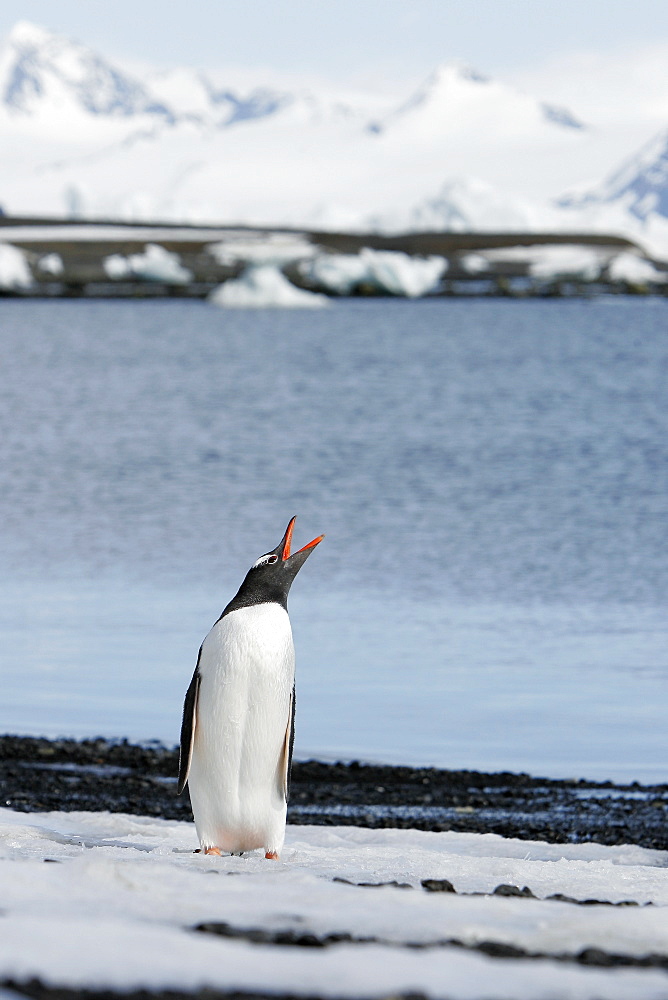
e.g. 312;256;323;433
253;553;278;569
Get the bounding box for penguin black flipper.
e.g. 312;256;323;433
277;684;296;802
177;648;202;795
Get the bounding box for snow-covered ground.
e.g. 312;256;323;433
2;808;668;1000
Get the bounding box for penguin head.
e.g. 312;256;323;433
223;517;324;615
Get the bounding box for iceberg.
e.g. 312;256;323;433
527;245;603;281
301;252;369;295
361;248;447;297
303;248;447;297
209;263;329;308
460;253;490;274
0;243;33;290
103;254;132;279
36;252;64;275
103;244;192;284
608;251;667;285
471;244;607;282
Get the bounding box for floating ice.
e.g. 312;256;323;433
0;243;32;290
124;243;192;284
209;263;329;308
103;254;132;279
608;252;667;285
303;248;447;297
460;253;490;274
302;252;369;294
36;252;64;275
1;809;668;1000
363;249;446;296
103;244;193;284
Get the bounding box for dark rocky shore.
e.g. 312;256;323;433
1;735;666;850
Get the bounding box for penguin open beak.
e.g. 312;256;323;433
280;516;324;563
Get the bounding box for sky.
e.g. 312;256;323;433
1;0;668;140
1;0;667;94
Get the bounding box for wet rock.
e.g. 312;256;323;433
492;884;536;898
332;877;412;889
421;878;456;893
194;922;360;948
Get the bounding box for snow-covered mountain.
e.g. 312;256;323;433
370;62;586;138
157;74;292;128
0;21;171;121
554;127;668;257
560;127;668;220
1;20;667;255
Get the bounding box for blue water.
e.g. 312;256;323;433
0;297;666;781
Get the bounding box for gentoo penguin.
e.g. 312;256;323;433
177;517;323;860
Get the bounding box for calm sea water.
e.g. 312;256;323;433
0;297;666;781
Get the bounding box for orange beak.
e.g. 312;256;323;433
281;516;324;561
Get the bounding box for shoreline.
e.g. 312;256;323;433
1;217;665;299
2;735;666;850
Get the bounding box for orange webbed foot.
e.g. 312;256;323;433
204;847;222;856
265;851;279;860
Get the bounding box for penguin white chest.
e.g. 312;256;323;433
188;603;295;854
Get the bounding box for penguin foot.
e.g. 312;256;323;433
204;847;222;856
265;851;279;860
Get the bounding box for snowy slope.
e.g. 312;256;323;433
2;808;668;1000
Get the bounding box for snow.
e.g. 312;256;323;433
103;243;192;284
209;264;329;308
1;808;668;1000
0;242;32;289
302;248;446;297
